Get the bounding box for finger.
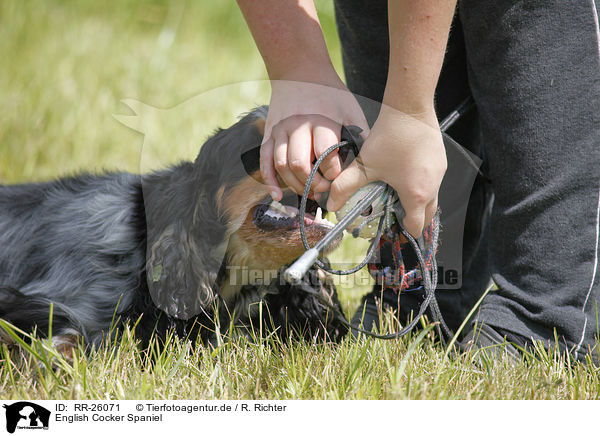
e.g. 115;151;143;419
259;137;282;201
287;125;330;193
326;160;370;212
401;202;427;239
399;190;432;238
313;124;342;180
262;119;274;146
272;129;306;195
423;197;438;231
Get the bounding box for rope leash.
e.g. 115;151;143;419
286;96;475;340
294;141;449;340
295;213;444;340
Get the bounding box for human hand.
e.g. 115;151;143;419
326;106;447;238
260;76;369;201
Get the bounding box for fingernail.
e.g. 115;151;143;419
270;189;281;201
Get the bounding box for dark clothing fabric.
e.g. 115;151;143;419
335;0;600;360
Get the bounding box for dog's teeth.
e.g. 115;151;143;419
315;207;323;222
284;205;298;217
314;207;335;228
270;201;287;214
265;201;299;219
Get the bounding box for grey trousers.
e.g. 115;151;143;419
335;0;600;359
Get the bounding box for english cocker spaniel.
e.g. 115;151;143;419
0;107;348;353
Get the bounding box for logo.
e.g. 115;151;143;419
3;402;50;434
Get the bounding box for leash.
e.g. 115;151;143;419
284;96;476;340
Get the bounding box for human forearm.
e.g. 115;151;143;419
237;0;339;84
384;0;457;119
327;1;455;235
238;0;368;200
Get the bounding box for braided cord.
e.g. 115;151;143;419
298;141;387;275
296;138;449;340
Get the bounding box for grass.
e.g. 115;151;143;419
1;0;599;400
2;315;599;400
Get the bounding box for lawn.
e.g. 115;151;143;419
1;0;599;400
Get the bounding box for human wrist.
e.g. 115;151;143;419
382;70;436;118
268;57;343;88
377;98;439;130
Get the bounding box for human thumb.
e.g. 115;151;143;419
326;160;371;212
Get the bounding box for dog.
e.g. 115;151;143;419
0;107;348;353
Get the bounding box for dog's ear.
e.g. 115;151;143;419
142;107;268;320
142;165;227;320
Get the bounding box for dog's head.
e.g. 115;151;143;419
144;107;342;319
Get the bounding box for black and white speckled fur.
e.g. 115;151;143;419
0;108;347;347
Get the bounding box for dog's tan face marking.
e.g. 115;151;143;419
220;170;271;230
218;169;341;297
253;117;266;136
231;206;333;270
